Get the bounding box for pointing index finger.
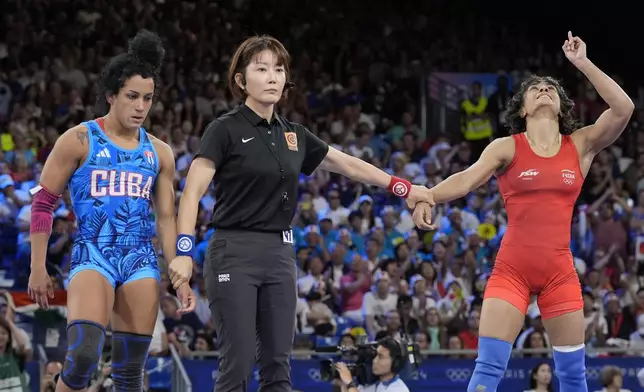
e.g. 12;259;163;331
568;31;573;40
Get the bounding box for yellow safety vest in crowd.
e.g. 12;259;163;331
461;97;492;141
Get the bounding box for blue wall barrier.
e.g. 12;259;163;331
146;356;644;391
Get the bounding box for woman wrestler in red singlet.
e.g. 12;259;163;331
414;32;634;392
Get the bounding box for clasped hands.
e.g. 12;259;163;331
406;185;436;231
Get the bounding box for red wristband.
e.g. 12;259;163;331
388;176;411;198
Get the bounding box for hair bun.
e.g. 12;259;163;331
128;29;165;71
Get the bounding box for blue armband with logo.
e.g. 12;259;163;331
176;234;195;257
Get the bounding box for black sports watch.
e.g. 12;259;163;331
346;381;358;389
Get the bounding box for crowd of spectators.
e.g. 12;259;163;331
1;2;644;390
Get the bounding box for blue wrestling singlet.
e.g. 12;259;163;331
68;118;161;287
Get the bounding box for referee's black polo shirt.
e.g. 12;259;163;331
195;104;329;232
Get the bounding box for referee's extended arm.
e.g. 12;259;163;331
318;147;391;188
317;147;433;211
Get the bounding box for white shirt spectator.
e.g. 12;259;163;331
358;376;409;392
297;299;336;332
362;291;398;320
295;298;311;333
459;210;480;232
394;210;416;234
584;312;608;337
627;314;644;356
438;208;480;234
149;314;167;353
318;206;350;227
592;389;631;392
15;205;31;245
297;274;318;297
411;296;437;318
193;289;211;327
312;195;329;214
330;264;345;289
403;163;422;179
348;144;374;161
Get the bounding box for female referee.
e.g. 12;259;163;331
414;32;633;392
170;35;434;391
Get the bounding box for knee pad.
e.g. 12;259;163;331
553;345;588;392
110;331;152;391
61;320;106;390
467;337;512;392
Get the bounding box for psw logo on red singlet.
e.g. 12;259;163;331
518;169;539;179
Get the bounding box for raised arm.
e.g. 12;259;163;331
564;32;634;156
430;137;513;204
29;125;88;308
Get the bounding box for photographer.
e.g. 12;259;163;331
336;338;410;392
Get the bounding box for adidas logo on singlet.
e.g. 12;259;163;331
96;148;112;158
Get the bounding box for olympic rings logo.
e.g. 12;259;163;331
445;368;472;382
563;178;575;185
585;366;602;379
308;369;322;382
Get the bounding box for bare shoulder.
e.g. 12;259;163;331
62;123;90;144
484;136;515;162
487;136;515;149
148;133;175;169
55;124;91;157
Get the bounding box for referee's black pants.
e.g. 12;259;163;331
205;229;297;392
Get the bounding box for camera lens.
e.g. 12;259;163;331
319;359;334;381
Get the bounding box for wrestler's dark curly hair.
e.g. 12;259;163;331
505;75;580;135
96;29;165;114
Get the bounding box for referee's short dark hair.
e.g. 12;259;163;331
227;35;292;99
